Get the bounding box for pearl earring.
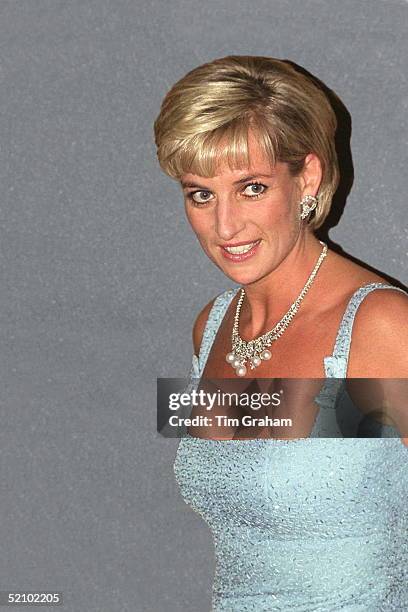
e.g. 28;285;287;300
300;195;318;220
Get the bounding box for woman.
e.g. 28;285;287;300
154;56;408;610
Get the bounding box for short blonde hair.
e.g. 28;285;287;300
153;55;340;229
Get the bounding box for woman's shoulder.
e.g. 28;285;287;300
347;285;408;376
325;248;388;287
192;288;238;355
327;248;407;306
324;249;406;309
332;258;408;376
322;249;408;376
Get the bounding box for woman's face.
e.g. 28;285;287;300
180;130;313;286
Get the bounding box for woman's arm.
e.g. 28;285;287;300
346;289;408;447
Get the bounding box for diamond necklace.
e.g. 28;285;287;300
225;241;328;377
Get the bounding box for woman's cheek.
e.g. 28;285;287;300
255;204;285;231
186;206;206;230
190;214;214;243
185;212;213;252
263;196;298;231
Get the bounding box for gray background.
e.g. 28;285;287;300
0;1;406;611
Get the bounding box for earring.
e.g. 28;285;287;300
300;195;318;220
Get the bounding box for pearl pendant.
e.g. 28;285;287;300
232;358;241;368
251;356;262;368
260;349;272;360
235;364;247;377
225;352;236;364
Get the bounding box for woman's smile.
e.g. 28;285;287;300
219;239;262;262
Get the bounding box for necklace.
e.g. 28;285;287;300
225;241;328;377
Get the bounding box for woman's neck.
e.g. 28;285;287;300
239;232;326;337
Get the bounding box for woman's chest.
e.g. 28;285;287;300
201;311;340;378
174;438;404;536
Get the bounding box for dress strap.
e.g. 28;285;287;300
324;282;408;378
193;287;240;377
181;289;239;438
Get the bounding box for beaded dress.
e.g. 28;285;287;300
173;283;408;611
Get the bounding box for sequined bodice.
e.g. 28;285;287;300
173;283;408;611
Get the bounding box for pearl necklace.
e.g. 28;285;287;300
225;241;328;377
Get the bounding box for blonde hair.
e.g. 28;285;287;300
153;55;340;229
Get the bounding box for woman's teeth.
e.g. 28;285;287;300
223;241;258;254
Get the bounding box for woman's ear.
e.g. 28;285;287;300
298;153;323;197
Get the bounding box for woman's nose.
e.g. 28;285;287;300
214;197;245;241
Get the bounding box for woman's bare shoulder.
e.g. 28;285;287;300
348;282;408;377
352;283;408;331
325;248;389;288
327;248;407;315
192;288;239;355
320;249;408;375
314;249;389;315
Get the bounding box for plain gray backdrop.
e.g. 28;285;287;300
0;1;406;611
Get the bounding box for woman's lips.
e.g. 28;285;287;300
219;239;262;262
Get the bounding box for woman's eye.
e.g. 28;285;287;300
186;182;267;205
188;190;213;204
242;183;266;197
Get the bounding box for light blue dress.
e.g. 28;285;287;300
173;283;408;611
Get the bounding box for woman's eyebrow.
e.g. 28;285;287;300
181;173;274;189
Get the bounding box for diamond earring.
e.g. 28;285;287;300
300;195;318;220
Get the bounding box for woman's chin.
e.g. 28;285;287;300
218;265;265;286
206;252;266;285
